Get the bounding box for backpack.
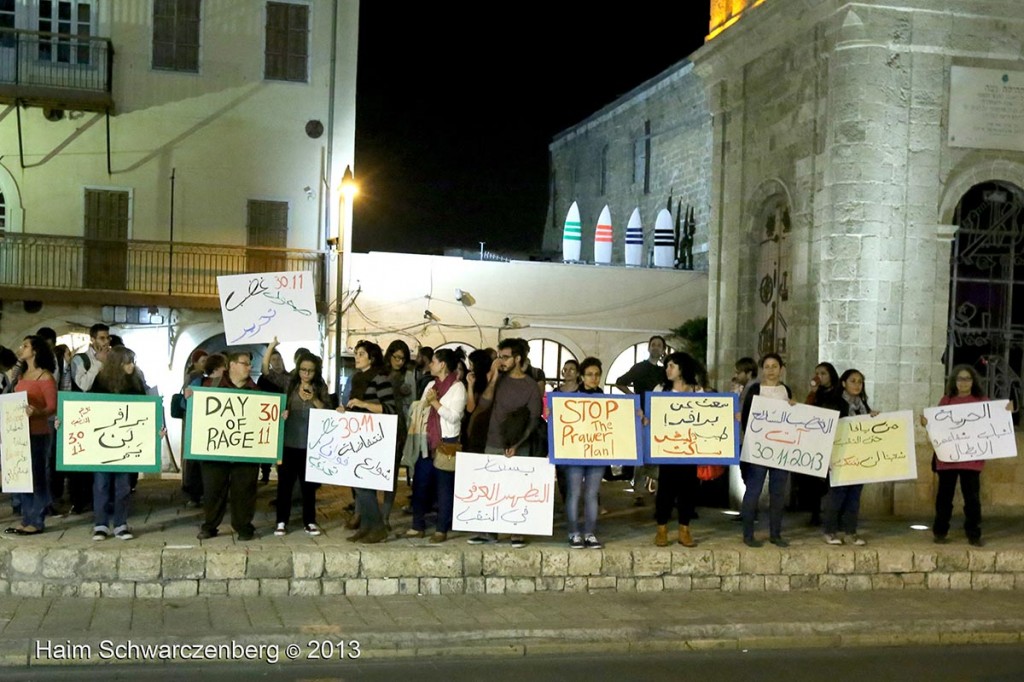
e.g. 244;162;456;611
70;353;91;392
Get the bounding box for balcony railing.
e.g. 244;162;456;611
0;28;113;111
0;232;326;304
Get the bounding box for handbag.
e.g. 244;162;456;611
696;464;726;481
433;441;462;472
170;393;187;419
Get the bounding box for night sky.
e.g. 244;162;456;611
353;4;711;255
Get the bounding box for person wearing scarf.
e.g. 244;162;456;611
406;348;467;543
822;369;872;546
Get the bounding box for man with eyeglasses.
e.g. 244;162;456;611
197;351;263;541
467;337;543;548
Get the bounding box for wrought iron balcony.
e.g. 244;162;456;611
0;28;114;112
0;232;326;309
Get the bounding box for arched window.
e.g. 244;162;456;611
947;181;1024;416
435;341;476;357
755;197;791;357
605;340;675;393
526;338;577;388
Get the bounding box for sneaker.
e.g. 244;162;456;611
510;536;527;549
769;536;789;548
466;535;497;545
824;533;843;545
849;535;867;546
429;532;447;544
115;529;134;541
568;534;584;549
304;524;322;537
274;522;287;537
92;527;109;541
583;534;603;550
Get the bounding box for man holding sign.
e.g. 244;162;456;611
195;352;264;541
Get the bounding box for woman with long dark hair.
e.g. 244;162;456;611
89;346;147;540
274;352;330;536
4;336;56;536
822;368;873;545
382;340;415;526
798;362;845;526
342;340;395;544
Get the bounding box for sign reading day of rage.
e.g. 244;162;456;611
547;393;642;465
923;400;1017;463
646;393;739;465
740;395;840;478
0;393;32;493
185;387;284;464
304;409;398;492
452;453;555;537
829;411;917;486
217;271;318;345
57;394;163;473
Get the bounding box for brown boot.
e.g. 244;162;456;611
344;514;361;530
346;527;370;542
678;525;696;547
654;524;669;547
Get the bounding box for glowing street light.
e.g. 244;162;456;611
332;164;357;392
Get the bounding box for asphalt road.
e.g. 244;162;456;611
8;645;1024;681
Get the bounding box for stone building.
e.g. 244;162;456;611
547;0;1024;514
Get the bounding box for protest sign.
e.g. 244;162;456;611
646;392;739;465
0;393;32;493
217;271;318;344
57;393;163;473
923;399;1017;463
452;452;555;536
547;393;642;465
304;409;398;492
740;395;840;478
184;387;284;464
829;411;917;486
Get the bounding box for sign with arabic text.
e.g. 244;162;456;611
547;393;642;465
57;393;163;472
217;271;318;344
740;395;840;478
184;387;284;464
452;452;555;536
0;393;33;493
304;409;398;491
646;392;739;465
923;399;1017;463
829;411;917;486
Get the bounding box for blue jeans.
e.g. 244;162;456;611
16;433;52;529
412;452;456;533
564;465;602;536
823;484;863;535
741;463;788;540
93;472;132;531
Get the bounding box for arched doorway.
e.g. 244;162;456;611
947;181;1024;420
755;197;791;358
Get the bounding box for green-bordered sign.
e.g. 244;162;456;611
58;393;163;473
184;386;284;464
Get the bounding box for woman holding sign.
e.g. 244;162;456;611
89;347;147;541
822;369;872;546
740;353;794;548
4;336;57;536
343;341;396;544
274;352;330;537
407;347;467;543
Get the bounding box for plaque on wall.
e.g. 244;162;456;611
948;66;1024;153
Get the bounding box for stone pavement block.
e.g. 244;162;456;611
41;584;77;597
507;578;535;594
439;578;465;594
136;582;163;598
720;576;740;592
586;576;616;591
259;578;290;596
246;549;293;579
827;550;856;574
79;549;118;580
635;577;663;592
482;550;541;577
206;550;246;580
397;577;418;595
714;550;740;575
935;551;969;572
463;577;485;594
671;549;714;576
844;575;872;591
789;575;818;590
164;580;199;598
902;573;926;589
567;550;602;576
968;551;996;572
484;577;506;594
291;549;325;579
119;549;162;581
541;548;568;576
462;549;483;577
972;573;1014;590
228;579;260;596
780;550;826;575
563;576;587;593
197;580;228;596
663;575;692;591
819;575;846;591
537;577;565;592
927;572;950;589
79;582;101;598
41;549;79;579
322;549;360;578
692;576;721;590
740;549;781;575
913;551;937;572
995;550;1024;572
322;579;347;595
367;578;400;596
290;579;322;596
875;548;914;573
419;577;441;595
854;550;878;573
950;572;972;590
100;582;136;598
739;575;765;592
632;549;671;577
601;549;633;577
764;575;790;591
870;574;903;589
162;548;204;579
615;577;637;592
9;547;45;575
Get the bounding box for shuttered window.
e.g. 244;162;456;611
153;0;201;72
264;2;308;82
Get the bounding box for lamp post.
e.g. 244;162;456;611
332;164;357;393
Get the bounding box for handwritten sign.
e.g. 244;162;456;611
829;411;917;486
923;399;1017;463
184;387;284;464
304;409;398;492
740;395;840;478
646;392;739;465
452;452;555;537
57;393;163;473
547;393;642;465
217;271;318;344
0;393;32;493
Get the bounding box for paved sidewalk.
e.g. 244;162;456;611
2;590;1024;667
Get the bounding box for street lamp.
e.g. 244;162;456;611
332;164;358;394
